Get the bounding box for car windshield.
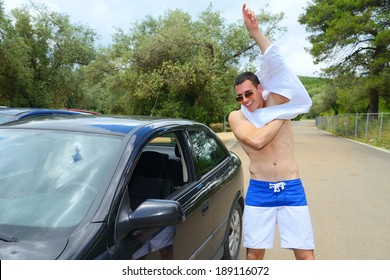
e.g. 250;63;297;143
0;129;122;239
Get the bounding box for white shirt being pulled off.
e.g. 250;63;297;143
241;45;312;128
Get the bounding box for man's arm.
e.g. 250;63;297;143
241;4;312;126
229;110;285;150
242;4;271;54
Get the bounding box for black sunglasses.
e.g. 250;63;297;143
235;91;254;102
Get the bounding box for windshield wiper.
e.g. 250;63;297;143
0;232;17;242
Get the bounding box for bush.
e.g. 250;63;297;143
209;123;224;133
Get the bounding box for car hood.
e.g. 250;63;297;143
0;238;68;260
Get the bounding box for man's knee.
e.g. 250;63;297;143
293;249;315;260
246;248;265;260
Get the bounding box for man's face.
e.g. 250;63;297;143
234;80;264;112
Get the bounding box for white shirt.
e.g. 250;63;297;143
241;45;312;128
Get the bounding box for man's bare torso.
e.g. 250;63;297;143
239;118;299;182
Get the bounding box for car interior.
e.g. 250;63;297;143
128;133;188;211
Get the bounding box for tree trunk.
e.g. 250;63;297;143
368;87;379;114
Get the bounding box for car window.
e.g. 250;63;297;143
130;132;187;198
125;132;185;259
188;130;229;176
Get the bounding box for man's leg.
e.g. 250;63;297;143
246;248;265;260
293;249;315;260
243;204;277;260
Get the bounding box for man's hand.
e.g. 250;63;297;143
242;4;272;54
242;4;259;35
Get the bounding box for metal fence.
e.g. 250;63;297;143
316;113;390;149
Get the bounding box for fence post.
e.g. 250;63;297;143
354;113;358;139
379;112;384;143
365;113;369;140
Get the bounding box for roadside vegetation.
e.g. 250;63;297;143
1;0;388;129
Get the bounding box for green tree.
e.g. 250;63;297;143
300;76;335;116
0;2;97;108
84;5;285;124
0;0;32;106
299;0;390;114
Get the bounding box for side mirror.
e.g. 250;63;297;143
113;199;185;259
129;199;185;231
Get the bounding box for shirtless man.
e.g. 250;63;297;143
228;4;315;260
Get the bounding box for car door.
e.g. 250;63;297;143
185;128;237;259
171;128;222;259
110;128;213;260
201;131;243;258
162;129;214;259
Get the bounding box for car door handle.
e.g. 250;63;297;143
201;201;209;216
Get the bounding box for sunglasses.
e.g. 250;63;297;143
235;91;254;102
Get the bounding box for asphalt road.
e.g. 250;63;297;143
219;120;390;260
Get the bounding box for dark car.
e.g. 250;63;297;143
0;107;93;124
0;116;244;260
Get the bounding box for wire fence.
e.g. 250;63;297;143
316;113;390;149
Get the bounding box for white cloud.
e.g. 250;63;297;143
2;0;324;76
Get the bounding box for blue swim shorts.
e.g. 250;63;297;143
243;178;315;250
245;178;308;207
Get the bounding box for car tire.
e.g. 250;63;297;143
222;201;243;260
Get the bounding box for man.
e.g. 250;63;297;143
228;4;315;260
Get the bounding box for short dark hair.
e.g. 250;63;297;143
234;72;260;87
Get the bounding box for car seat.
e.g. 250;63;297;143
129;151;174;210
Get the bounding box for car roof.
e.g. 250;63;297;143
60;108;101;115
0;107;88;116
0;115;199;136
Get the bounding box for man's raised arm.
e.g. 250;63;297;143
240;4;312;127
242;3;271;54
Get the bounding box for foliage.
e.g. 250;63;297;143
82;5;286;124
299;0;390;114
2;0;389;123
300;73;389;116
209;122;225;133
300;76;335;116
0;1;97;108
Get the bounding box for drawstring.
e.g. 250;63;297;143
269;182;286;192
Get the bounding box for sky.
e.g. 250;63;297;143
2;0;325;77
